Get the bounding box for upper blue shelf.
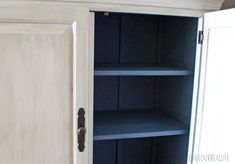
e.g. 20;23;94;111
94;64;192;76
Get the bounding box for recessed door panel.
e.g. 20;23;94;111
195;9;235;163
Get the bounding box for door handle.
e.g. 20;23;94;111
77;108;86;152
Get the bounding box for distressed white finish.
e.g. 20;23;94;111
72;0;224;10
0;5;90;164
0;1;227;164
6;0;224;11
0;0;221;17
194;9;235;163
87;12;95;164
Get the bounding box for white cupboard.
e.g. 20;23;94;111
0;1;234;164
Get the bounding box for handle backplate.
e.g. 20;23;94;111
77;108;86;152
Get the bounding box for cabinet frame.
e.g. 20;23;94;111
0;1;212;164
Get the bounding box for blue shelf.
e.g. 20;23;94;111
94;64;192;76
94;110;188;141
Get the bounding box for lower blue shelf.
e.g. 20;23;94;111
94;110;188;141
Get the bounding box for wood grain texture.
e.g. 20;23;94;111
0;24;73;164
0;5;90;164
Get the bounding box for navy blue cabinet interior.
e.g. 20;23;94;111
93;12;198;164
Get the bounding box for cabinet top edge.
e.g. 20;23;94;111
40;0;223;11
0;0;222;17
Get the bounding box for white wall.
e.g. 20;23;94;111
221;0;235;9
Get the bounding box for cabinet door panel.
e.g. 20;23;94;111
194;9;235;163
0;6;89;164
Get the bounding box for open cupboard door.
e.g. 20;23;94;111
0;5;91;164
193;9;235;163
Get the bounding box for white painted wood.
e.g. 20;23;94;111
87;12;94;164
193;9;235;163
8;0;223;11
68;0;224;11
187;17;203;164
0;1;208;17
0;5;90;164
